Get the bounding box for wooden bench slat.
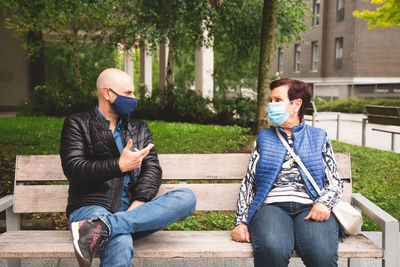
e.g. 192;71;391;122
15;153;351;181
367;115;400;126
14;182;353;214
14;184;241;213
0;231;383;258
365;105;400;117
15;154;250;181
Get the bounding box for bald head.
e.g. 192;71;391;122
96;68;133;98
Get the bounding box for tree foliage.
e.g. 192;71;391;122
2;0;119;90
127;0;218;87
353;0;400;28
212;0;310;131
213;0;310;94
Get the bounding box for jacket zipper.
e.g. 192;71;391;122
107;125;124;213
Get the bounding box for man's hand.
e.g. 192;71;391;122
304;202;330;222
119;139;154;172
231;224;251;243
127;200;145;211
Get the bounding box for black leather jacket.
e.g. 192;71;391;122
60;108;162;217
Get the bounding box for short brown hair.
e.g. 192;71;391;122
270;78;311;121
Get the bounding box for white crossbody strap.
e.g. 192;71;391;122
275;127;323;196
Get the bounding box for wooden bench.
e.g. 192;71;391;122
0;153;398;266
362;105;400;151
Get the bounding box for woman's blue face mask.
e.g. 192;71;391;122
108;88;137;117
267;100;297;126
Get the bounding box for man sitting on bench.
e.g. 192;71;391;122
60;68;196;267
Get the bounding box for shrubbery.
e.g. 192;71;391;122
314;97;400;113
19;84;256;127
19;85;97;117
134;85;256;127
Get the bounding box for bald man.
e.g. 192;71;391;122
60;68;196;267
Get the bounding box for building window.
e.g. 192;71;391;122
311;42;318;71
313;0;320;26
337;0;345;21
335;37;343;70
278;48;284;73
294;45;301;72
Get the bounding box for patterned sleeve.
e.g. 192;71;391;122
234;140;259;226
316;139;343;210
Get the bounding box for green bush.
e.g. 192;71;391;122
314;97;400;113
212;96;256;127
134;85;256;127
19;85;97;117
134;85;214;124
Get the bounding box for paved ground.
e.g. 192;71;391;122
305;112;400;153
0;112;17;118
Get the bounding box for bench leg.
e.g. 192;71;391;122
348;258;362;267
7;258;21;267
382;220;399;267
6;207;20;231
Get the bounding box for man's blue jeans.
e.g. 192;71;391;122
69;188;196;267
249;202;339;267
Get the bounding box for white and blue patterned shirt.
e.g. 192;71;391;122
234;137;343;226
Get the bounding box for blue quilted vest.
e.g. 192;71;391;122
247;122;327;224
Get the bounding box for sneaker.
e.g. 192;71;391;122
71;218;109;267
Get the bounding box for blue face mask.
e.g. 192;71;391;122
109;88;137;117
267;100;296;126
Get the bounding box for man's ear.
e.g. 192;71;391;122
102;87;111;100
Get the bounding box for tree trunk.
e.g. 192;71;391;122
254;0;278;133
72;44;83;90
27;31;45;92
166;40;175;87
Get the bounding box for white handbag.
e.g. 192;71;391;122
275;128;363;235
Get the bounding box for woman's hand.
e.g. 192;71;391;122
304;202;330;222
231;224;251;243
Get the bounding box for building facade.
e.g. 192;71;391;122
272;0;400;99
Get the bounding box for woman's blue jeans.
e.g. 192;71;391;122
69;188;196;267
249;202;339;267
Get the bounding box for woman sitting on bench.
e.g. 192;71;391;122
231;78;343;267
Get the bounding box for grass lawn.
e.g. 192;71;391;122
0;116;399;231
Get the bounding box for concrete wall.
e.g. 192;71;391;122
0;17;30;111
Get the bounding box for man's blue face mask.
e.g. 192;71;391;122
267;100;297;126
108;88;137;117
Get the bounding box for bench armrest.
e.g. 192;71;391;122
0;195;13;212
352;193;399;266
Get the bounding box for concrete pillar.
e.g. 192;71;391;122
140;48;152;97
159;44;168;88
195;27;214;99
123;49;134;82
